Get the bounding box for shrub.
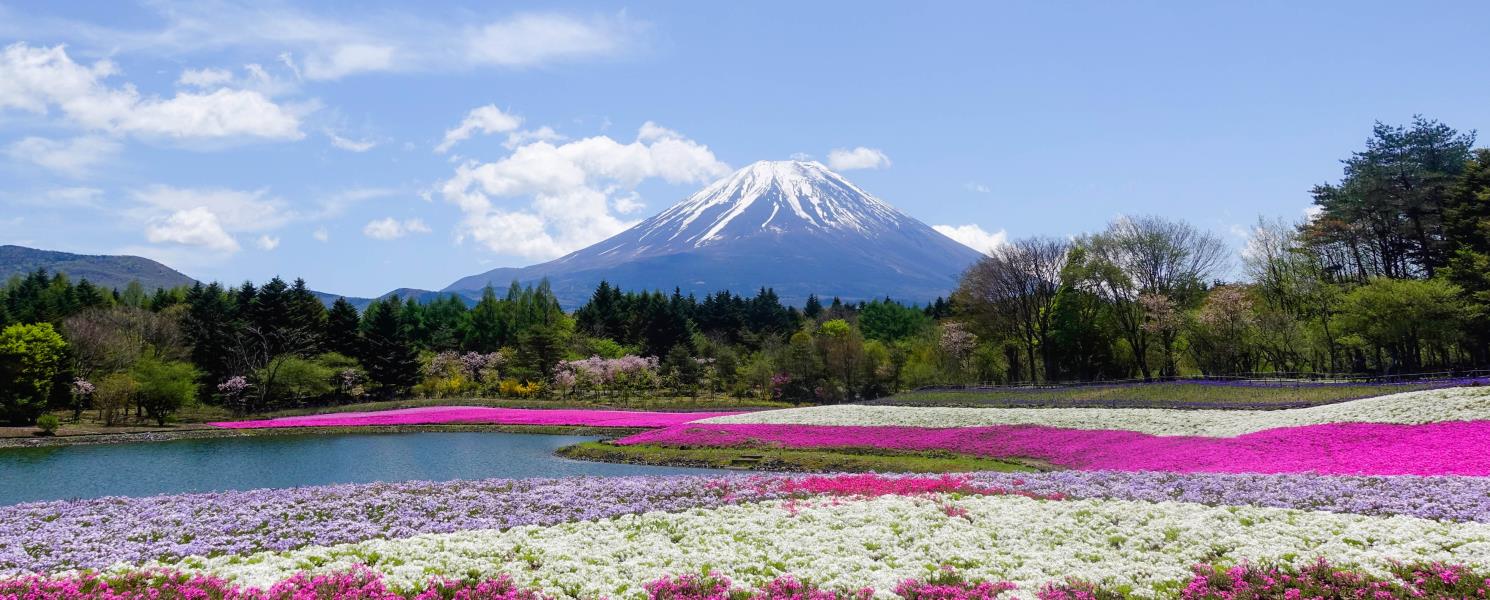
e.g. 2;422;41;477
498;379;544;398
35;414;59;435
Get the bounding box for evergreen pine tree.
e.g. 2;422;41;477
325;298;362;358
803;294;823;319
360;297;420;394
466;286;506;352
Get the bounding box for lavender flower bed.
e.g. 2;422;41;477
0;475;779;576
6;470;1490;578
963;471;1490;522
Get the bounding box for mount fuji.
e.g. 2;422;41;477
443;160;985;306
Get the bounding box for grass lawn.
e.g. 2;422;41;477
557;441;1040;473
874;381;1444;410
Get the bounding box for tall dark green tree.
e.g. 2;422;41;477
324;297;362;358
183;282;237;387
360;296;420;394
1304;117;1476;280
465;286;508;352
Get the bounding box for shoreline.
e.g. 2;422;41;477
0;424;651;449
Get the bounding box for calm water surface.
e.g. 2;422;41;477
0;432;724;505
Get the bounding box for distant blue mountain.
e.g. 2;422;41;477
443;160;984;307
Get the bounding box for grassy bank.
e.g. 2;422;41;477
557;441;1040;473
876;381;1443;410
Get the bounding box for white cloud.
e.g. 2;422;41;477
302;43;395;80
464;13;639;67
312;226;329;242
0;43;304;141
441;120;730;259
503;126;566;149
255;234;280;250
145;207;240;252
363;217;431;240
4;7;643;80
613;193;645;215
789;152;813;161
129;185;294;232
1304;205;1323;221
964;182;991;194
826;146;891;171
5;135;120;177
177;67;234;88
934;223;1008;254
310;187;398;220
324;129;377;152
44;187;105;207
437;105;523;153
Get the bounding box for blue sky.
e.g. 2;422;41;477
1;1;1487;297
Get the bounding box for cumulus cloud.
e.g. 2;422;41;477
964;182;991;194
4;135;120;177
363;217;431;240
440;121;730;259
129;185;295;232
826;146;891;171
934;223;1008;254
503;126;566;150
312;226;329;242
145;207;240;252
255;234;280;250
0;43;303;141
437;105;523;153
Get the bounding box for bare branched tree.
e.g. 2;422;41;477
955;237;1070;382
1074;215;1229;379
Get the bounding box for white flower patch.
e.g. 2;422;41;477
143;494;1490;599
701;386;1490;437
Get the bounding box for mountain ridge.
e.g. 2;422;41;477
0;245;430;309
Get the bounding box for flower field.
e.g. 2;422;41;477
12;386;1490;598
209;406;742;429
6;472;1490;598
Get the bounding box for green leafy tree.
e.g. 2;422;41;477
0;322;68;425
131;356;197;425
858;298;933;343
1338;278;1470;372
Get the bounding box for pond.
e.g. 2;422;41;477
0;431;725;506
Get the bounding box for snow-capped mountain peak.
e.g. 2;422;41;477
443;158;985;306
637;160;909;248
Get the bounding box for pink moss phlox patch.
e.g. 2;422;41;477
210;406;741;429
618;421;1490;476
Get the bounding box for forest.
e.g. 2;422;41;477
2;116;1488;426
